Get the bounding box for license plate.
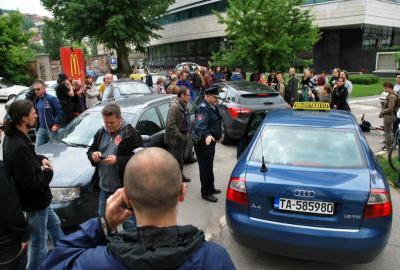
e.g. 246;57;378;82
274;198;334;216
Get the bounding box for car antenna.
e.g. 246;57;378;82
260;133;268;172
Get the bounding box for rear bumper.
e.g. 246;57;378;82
226;202;391;263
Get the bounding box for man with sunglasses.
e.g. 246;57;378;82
193;86;223;203
31;80;63;148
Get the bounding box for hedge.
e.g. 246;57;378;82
349;74;379;85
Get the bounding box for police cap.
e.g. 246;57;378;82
204;86;223;96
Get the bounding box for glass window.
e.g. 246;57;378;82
157;102;170;125
115;82;152;95
251;126;366;169
136;107;163;136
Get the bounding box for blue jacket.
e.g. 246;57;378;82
193;101;222;143
230;73;243;81
35;93;63;129
39;218;235;270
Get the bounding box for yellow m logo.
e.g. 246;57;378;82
70;53;81;76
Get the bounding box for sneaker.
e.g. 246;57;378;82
182;175;191;183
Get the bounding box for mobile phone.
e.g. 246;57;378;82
99;156;106;160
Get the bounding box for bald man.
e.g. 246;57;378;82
40;148;235;270
101;73;121;101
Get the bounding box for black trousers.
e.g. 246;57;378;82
195;141;216;196
167;137;187;170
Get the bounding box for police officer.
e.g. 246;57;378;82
193;86;222;202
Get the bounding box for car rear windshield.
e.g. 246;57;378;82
239;94;283;106
250;126;366;169
116;82;151;95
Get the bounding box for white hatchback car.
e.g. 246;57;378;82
0;77;28;101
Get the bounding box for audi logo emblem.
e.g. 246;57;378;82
293;189;316;198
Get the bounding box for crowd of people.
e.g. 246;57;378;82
2;63;400;269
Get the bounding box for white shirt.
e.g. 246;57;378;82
394;84;400;95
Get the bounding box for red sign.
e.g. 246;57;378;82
60;47;86;83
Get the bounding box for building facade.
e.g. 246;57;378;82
148;0;400;73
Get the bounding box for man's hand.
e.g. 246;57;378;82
205;135;215;145
103;155;117;165
92;151;102;163
41;159;53;170
105;188;133;231
21;241;28;250
51;125;60;133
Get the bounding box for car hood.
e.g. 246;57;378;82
37;142;94;187
0;85;27;94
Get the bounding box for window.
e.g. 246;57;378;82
136;107;163;136
157;102;170;125
251;127;366;169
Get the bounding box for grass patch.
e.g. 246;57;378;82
376;155;398;188
351;77;394;98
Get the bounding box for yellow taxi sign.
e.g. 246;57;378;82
293;102;331;111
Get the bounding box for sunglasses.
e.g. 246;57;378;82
34;88;41;91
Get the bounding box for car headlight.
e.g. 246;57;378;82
51;187;80;202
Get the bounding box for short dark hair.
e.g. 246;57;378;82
33;79;45;87
101;102;121;118
177;87;189;97
276;72;283;76
383;81;394;89
3;100;34;135
124;148;182;214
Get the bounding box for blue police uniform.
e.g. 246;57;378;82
193;87;222;201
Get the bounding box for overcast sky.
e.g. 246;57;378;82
0;0;52;16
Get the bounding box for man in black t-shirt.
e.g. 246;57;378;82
55;74;74;126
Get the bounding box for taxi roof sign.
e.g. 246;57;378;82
293;102;331;111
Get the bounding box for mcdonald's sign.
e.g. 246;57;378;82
60;47;86;83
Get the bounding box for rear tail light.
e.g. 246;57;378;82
227;106;252;119
227;177;248;206
363;189;392;219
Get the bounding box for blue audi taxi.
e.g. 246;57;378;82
226;102;392;263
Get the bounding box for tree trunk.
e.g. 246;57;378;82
116;42;131;75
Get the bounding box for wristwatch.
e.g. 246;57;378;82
100;217;123;237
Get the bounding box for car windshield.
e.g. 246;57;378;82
116;82;151;95
250;126;366;169
56;111;136;146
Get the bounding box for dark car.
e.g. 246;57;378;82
36;95;196;228
213;81;289;144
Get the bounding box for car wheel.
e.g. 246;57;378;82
220;121;231;145
7;94;16;101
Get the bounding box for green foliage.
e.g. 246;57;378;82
42;20;67;60
377;155;398;188
0;12;34;84
22;16;35;31
30;42;46;53
349;74;379;85
41;0;174;74
213;0;320;71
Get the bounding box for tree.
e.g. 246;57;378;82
213;0;320;71
0;12;34;84
42;20;67;60
41;0;174;74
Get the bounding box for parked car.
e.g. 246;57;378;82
226;104;392;263
36;94;197;228
130;68;147;81
0;77;28;101
213;81;289;144
113;79;152;96
176;62;200;72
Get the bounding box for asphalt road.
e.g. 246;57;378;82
0;97;399;270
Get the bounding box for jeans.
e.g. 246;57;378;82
35;128;55;148
26;207;64;270
98;190;137;232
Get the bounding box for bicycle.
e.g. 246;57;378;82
388;128;400;173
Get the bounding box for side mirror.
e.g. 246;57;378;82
141;135;150;143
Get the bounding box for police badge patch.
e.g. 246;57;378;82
114;135;123;146
197;114;204;121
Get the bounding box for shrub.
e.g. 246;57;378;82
349;74;379;85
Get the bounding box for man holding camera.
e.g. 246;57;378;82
40;148;235;270
87;103;143;218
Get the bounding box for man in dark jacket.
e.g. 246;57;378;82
55;73;74;126
144;68;153;88
39;147;235;270
87;102;143;217
31;80;63;148
285;67;299;106
164;87;191;182
3;100;64;270
0;160;30;269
